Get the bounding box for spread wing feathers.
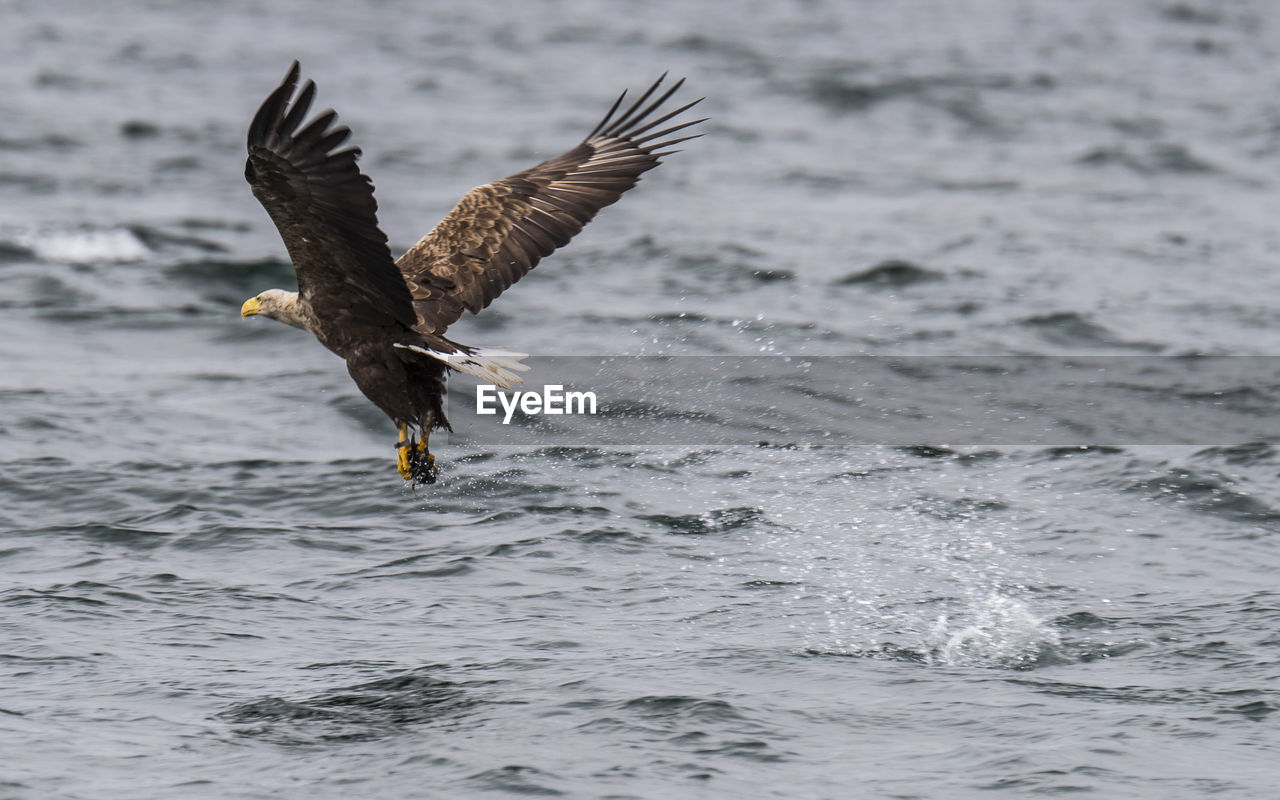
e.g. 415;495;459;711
246;60;416;327
396;74;705;333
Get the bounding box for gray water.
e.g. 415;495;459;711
3;0;1280;797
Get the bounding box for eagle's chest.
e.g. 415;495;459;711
306;301;400;360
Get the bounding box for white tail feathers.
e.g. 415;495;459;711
394;343;530;389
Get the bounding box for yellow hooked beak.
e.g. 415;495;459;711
241;297;262;318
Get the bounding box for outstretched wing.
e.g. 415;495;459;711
245;61;415;327
397;75;705;334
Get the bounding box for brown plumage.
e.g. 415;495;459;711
240;61;704;484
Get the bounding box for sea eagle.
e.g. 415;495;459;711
240;62;703;484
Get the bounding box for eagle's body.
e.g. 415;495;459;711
240;62;702;483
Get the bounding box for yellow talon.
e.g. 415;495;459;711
394;424;437;485
396;423;413;480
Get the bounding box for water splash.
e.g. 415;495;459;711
924;592;1062;669
800;585;1063;670
762;458;1064;670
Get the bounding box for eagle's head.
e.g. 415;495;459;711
241;289;309;331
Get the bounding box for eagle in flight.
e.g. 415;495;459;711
240;62;703;484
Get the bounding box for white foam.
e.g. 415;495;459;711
925;593;1062;668
22;228;150;264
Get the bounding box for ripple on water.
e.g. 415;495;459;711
219;669;474;745
1015;311;1164;351
637;507;765;535
835;259;945;289
464;765;565;797
1119;464;1280;532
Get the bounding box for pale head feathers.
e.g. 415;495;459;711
241;289;311;331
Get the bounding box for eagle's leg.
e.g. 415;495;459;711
407;427;437;485
396;423;414;480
